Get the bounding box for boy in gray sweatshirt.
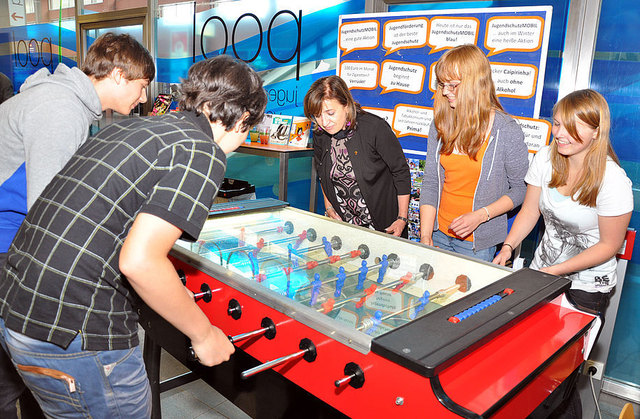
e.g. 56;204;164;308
0;32;154;419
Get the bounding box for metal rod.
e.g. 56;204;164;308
229;326;270;344
379;301;419;322
260;236;298;248
240;348;308;379
297;265;364;295
253;225;285;235
332;280;396;311
292;249;361;273
357;284;457;331
216;240;263;254
215;226;300;255
297;262;384;305
198;220;289;245
292;242;325;255
334;375;354;387
322;270;423;313
299;258;393;306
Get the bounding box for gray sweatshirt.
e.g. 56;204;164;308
419;111;529;250
1;63;102;208
0;63;102;253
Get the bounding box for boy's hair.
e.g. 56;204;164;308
81;33;155;82
303;75;362;134
178;55;267;132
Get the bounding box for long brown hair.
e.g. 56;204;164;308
433;44;503;159
303;75;362;134
549;89;619;207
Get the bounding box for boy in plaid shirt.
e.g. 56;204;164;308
0;55;267;418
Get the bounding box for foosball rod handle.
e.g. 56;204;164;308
240;338;317;379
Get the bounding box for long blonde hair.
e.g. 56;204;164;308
549;89;619;207
434;44;504;159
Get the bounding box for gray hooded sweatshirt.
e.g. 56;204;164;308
419;111;529;251
0;63;102;253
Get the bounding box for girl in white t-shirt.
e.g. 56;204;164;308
493;89;633;314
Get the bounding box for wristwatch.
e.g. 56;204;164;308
397;216;408;223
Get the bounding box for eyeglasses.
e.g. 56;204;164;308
437;81;461;91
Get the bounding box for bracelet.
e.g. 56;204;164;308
502;243;514;253
397;216;408;223
482;206;490;221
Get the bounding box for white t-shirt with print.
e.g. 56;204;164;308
526;146;633;292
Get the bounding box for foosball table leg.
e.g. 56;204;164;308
143;333;163;419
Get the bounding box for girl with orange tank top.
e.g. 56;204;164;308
419;44;529;261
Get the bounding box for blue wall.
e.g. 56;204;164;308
591;0;640;385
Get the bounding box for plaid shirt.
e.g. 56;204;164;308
0;111;226;350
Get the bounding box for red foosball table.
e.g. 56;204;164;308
140;199;596;418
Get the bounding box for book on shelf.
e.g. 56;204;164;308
268;114;293;145
288;117;311;148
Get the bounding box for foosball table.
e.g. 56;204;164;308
139;199;597;418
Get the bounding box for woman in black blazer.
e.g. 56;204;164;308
303;75;410;237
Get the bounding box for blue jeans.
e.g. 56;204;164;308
432;229;496;262
0;318;151;418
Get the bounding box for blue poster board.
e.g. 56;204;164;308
338;6;552;159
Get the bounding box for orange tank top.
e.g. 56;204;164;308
438;140;489;241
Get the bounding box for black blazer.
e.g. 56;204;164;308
314;112;410;234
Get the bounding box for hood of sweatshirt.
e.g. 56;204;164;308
20;63;102;120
